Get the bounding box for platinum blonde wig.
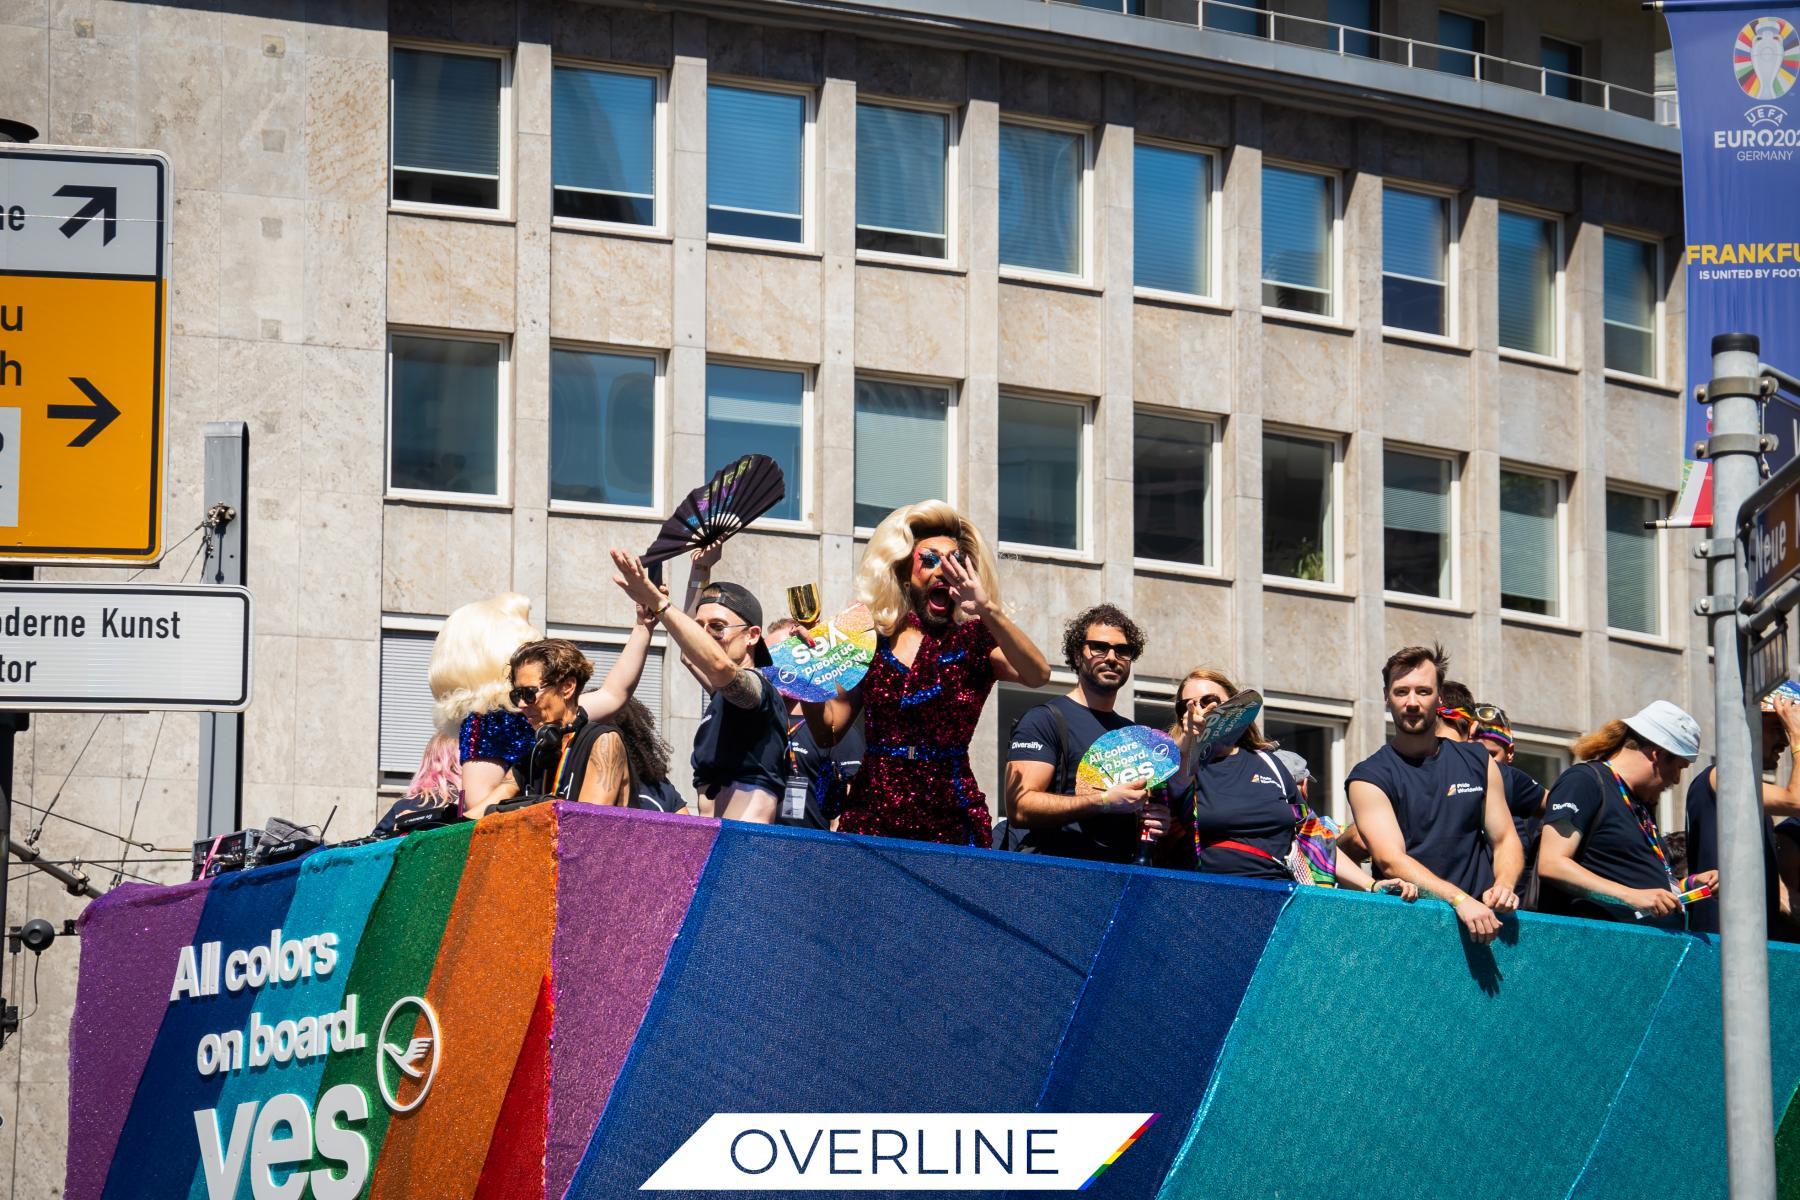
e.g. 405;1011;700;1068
430;592;540;735
854;500;1004;636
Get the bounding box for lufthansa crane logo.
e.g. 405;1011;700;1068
375;995;442;1114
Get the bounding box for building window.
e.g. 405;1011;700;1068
1500;468;1563;618
390;47;506;210
1264;713;1347;822
708;83;807;243
1498;209;1559;358
378;626;437;788
1133;686;1176;732
1263;164;1335;317
388;333;505;499
1437;10;1486;78
1203;0;1268;38
1384;449;1454;600
1605;232;1660;379
552;65;658;226
550;348;658;509
1606;489;1663;636
1264;431;1336;584
856;103;949;259
1134;410;1213;567
999;393;1086;552
1383;187;1450;336
854;378;951;529
705;363;805;522
1541;37;1584;101
1000;121;1085;277
1513;743;1568;790
552;631;668;726
1328;0;1380;58
1134;141;1212;297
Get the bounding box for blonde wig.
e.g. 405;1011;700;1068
430;592;540;735
854;500;1004;636
1168;667;1276;752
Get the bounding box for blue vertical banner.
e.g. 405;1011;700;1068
1666;2;1800;527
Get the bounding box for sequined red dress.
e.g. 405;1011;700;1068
836;612;998;847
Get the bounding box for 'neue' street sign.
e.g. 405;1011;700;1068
1740;451;1800;608
0;145;170;563
0;583;250;711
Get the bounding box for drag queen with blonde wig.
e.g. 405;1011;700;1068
801;500;1050;846
431;591;658;815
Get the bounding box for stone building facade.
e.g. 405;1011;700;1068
0;0;1695;1190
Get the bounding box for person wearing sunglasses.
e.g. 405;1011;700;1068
1346;644;1523;946
1538;701;1706;930
1002;605;1170;862
799;500;1051;847
503;639;634;807
612;547;787;823
1468;704;1549;910
1682;691;1800;937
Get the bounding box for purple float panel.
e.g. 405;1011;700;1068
548;805;718;1200
64;879;212;1200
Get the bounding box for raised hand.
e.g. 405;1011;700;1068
612;548;664;609
939;549;989;620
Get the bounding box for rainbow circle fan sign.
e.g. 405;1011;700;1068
763;603;877;702
1075;726;1181;795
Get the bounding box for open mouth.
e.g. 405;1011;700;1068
923;585;953;619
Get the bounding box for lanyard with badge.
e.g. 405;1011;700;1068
1602;761;1679;894
782;717;810;821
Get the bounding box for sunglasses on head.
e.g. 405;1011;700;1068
914;546;965;571
1082;638;1138;662
1473;704;1507;724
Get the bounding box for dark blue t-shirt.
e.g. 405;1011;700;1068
780;717;865;830
691;673;788;798
1006;696;1139;862
1684;764;1775;934
1346;739;1495;896
1188;749;1297;881
1542;762;1682;930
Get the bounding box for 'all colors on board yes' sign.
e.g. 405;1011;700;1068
1076;726;1181;795
764;604;878;703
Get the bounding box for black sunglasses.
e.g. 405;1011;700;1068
1083;639;1138;662
510;684;545;706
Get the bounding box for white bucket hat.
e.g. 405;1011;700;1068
1623;700;1702;761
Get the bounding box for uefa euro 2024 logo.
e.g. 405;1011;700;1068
1737;16;1800;127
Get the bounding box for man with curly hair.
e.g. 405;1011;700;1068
1003;604;1170;861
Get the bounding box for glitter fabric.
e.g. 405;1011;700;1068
64;880;210;1200
836;612;998;847
461;707;533;767
370;803;558;1199
473;973;555;1200
547;805;717;1200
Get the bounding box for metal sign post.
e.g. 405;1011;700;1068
1708;332;1779;1200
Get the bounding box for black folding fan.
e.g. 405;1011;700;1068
642;454;787;578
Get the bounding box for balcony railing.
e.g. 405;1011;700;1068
1054;0;1672;125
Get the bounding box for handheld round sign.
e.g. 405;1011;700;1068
763;603;877;702
1181;689;1265;774
1075;725;1181;796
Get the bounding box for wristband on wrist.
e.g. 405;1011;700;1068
652;598;671;618
1450;892;1466;909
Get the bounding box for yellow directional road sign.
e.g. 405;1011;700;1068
0;146;169;563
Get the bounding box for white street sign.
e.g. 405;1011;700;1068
0;583;250;711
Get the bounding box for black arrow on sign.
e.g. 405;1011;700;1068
54;184;118;245
49;378;120;447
